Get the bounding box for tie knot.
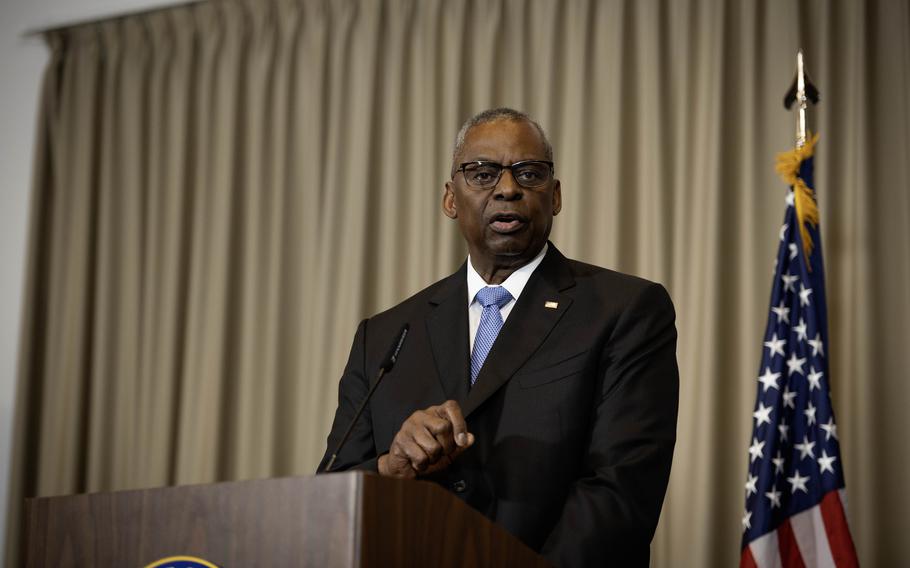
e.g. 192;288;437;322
475;286;513;309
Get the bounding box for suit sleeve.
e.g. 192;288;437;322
541;282;679;567
316;319;381;473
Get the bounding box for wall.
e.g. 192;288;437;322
0;0;184;557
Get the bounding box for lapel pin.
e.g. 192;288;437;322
544;301;559;309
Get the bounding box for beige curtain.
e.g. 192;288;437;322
7;0;910;565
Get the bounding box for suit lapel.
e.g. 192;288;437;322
425;264;471;405
463;245;577;417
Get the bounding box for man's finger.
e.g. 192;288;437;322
392;428;433;472
412;426;444;463
431;427;457;456
436;400;470;447
402;412;453;456
422;413;453;437
399;439;431;472
380;452;417;479
422;414;458;455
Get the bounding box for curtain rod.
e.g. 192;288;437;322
22;0;207;38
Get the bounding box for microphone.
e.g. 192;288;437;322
322;324;409;473
380;322;409;372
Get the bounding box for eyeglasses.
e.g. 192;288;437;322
455;160;555;190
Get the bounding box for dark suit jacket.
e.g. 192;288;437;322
319;244;679;567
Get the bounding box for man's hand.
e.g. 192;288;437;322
378;400;475;479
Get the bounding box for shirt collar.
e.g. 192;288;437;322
466;243;548;306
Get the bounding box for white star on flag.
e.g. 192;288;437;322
771;302;790;324
799;284;813;306
772;451;785;474
820;418;838;441
765;485;782;508
787;470;810;494
786;352;806;376
807;367;824;391
764;333;787;358
745;474;758;496
804;402;817;425
794;435;816;460
757;368;781;392
753;403;773;427
793;318;808;342
818;451;837;474
778;419;790;442
749;438;765;463
782;386;797;409
808;333;825;356
781;272;799;292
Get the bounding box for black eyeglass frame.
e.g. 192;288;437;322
454;160;555;190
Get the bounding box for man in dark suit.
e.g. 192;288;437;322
319;108;678;567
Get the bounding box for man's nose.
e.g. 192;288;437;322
494;169;523;199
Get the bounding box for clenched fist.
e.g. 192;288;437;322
378;400;475;479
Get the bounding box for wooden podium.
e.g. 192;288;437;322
24;471;550;567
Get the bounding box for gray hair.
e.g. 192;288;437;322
451;108;554;171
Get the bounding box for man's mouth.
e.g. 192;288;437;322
489;213;527;234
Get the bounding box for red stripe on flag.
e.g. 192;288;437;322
820;491;860;568
740;546;759;568
777;520;807;568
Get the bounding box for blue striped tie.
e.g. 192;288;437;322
471;286;514;384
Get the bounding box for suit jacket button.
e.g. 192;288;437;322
452;480;467;493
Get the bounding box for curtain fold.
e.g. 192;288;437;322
7;0;910;565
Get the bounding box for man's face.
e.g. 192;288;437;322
443;119;561;272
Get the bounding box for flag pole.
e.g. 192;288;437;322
795;50;808;147
783;49;820;148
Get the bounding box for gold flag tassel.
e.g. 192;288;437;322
775;132;820;268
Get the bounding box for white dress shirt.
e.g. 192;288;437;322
466;243;548;351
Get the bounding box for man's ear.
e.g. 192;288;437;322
552;180;562;216
443;182;458;219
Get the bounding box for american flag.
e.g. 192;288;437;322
740;134;859;567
